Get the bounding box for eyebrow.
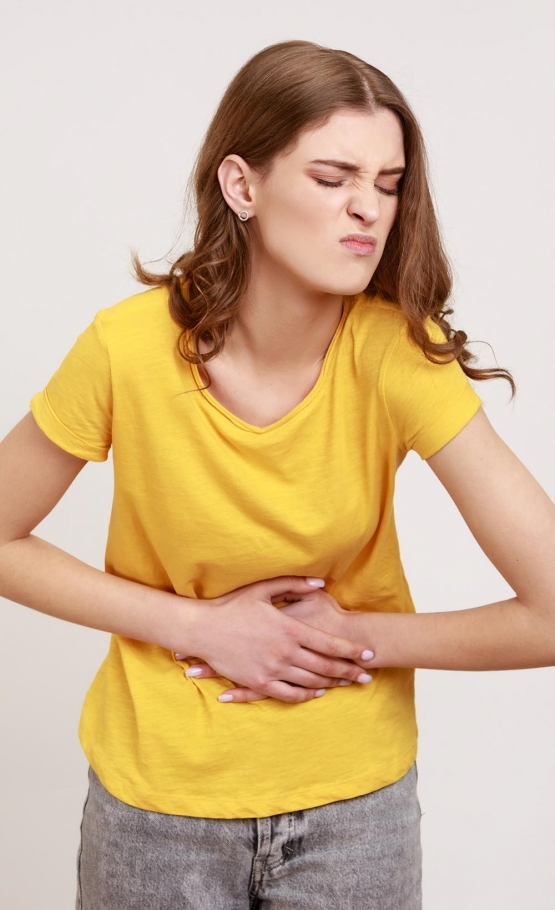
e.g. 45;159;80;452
308;158;405;176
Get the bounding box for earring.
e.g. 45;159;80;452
237;210;249;221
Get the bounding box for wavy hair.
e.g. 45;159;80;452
132;39;515;397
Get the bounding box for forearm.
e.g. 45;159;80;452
0;533;200;652
346;597;555;671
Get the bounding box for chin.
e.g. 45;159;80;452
298;267;377;298
332;275;377;297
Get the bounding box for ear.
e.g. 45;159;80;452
217;154;255;216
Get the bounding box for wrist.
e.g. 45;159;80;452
148;590;210;655
341;609;397;669
336;607;366;648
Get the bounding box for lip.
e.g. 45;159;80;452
340;234;377;255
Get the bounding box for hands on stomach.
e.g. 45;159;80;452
172;575;376;704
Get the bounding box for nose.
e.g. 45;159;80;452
347;185;381;225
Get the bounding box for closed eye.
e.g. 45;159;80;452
314;177;399;196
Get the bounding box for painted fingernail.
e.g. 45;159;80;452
315;688;327;696
174;653;186;660
361;650;375;660
185;668;203;677
307;577;326;587
339;680;353;686
218;694;234;702
357;673;373;684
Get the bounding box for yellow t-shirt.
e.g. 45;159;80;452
29;286;482;818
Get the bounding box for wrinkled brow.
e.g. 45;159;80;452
308;158;405;176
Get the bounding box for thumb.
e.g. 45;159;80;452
257;575;326;602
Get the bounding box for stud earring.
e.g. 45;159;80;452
237;210;249;221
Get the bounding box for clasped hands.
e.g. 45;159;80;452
173;576;376;704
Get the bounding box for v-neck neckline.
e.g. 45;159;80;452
189;297;354;435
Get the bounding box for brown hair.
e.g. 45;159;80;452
132;40;515;397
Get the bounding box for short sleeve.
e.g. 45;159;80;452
29;313;112;461
383;316;482;460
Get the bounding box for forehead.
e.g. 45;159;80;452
286;108;405;169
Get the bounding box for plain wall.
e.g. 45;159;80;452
1;1;554;907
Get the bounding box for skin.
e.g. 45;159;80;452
181;107;555;702
195;108;404;423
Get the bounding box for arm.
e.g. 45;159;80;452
0;411;201;650
347;407;555;670
0;412;372;703
193;405;555;701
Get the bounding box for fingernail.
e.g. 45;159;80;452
174;653;186;660
185;667;203;677
307;577;326;587
315;688;327;697
339;680;353;686
361;650;375;660
218;694;234;702
357;673;373;684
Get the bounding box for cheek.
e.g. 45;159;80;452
258;191;331;263
380;194;398;223
378;201;399;246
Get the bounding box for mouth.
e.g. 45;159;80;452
340;237;376;256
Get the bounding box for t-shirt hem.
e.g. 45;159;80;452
79;735;418;819
30;389;110;462
412;391;482;460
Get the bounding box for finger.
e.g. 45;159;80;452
261;680;330;703
259;575;326;601
217;688;270;703
272;661;369;688
219;681;326;704
294;624;375;668
248;680;333;704
293;649;375;683
181;661;366;688
183;664;219;678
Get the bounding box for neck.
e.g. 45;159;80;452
221;260;345;376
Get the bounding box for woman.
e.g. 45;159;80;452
1;39;554;910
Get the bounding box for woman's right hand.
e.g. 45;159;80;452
173;576;375;704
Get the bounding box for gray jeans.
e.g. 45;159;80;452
76;762;422;910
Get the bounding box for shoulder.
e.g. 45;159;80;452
348;292;450;361
96;286;172;332
351;291;406;335
93;286;180;364
346;293;452;389
346;293;407;375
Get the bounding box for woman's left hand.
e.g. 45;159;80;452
174;590;370;702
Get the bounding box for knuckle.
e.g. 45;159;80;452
272;645;289;663
282;622;298;641
318;659;334;676
325;639;339;657
253;678;270;694
269;656;285;676
268;684;293;704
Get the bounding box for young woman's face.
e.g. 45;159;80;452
230;108;405;298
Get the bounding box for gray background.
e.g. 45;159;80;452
1;1;554;907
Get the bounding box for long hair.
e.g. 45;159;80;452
132;40;515;397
